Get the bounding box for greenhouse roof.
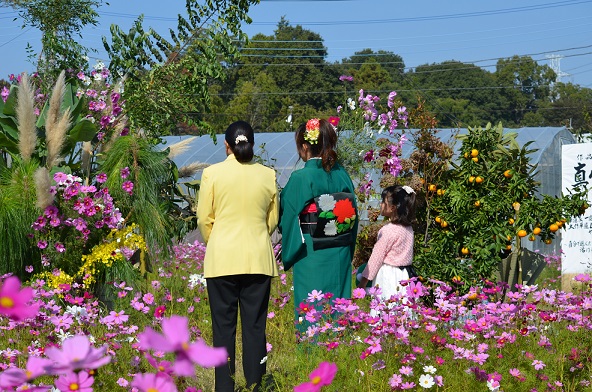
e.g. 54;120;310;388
163;126;576;188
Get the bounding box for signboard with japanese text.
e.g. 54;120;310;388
561;143;592;274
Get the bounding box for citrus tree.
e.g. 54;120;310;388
414;122;588;288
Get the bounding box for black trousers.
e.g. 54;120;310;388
206;274;271;392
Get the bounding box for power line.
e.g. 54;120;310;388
0;26;32;48
97;0;592;26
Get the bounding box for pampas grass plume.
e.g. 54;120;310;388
16;73;37;162
167;137;196;159
34;167;54;210
178;161;209;178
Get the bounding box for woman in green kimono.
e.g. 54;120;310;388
279;118;358;334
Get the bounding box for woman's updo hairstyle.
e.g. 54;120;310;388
225;121;255;163
295;118;338;172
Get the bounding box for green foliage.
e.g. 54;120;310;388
414;122;588;287
12;0;101;88
0;159;40;279
102;0;259;138
100;136;177;257
496;55;556;125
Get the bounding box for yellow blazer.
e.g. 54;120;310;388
197;154;279;278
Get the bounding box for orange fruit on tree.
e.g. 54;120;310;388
503;170;512;178
528;235;535;241
544;238;552;244
464;152;469;159
549;223;559;232
435;216;441;223
474;200;481;207
508;218;515;225
469;176;475;183
472;157;479;163
440;220;448;228
428;184;437;192
475;176;483;184
461;247;469;255
517;229;527;238
533;227;541;235
505;244;512;250
471;149;479;157
437;189;444;196
556;220;564;228
506;235;512;241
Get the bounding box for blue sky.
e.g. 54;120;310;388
1;0;591;87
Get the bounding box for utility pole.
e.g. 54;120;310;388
546;54;569;84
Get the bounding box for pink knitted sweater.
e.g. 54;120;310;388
361;223;414;281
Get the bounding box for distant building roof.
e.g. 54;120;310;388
164;126;576;189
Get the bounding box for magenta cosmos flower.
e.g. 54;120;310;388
294;362;338;392
45;335;111;373
138;315;227;377
0;276;40;321
55;371;94;392
132;372;177;392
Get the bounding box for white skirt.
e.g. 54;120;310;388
373;264;410;301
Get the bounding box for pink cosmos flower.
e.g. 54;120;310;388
574;273;591;282
131;372;177;392
54;371;94;392
45;335;111;373
145;353;174;376
122;180;134;195
0;356;52;389
532;359;546;370
352;288;366;299
294;362;338;392
405;281;426;299
101;310;129;325
120;167;130;179
0;276;40;321
1;86;9;103
137;315;227;376
143;293;155;305
96;173;108;183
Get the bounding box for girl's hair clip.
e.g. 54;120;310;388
402;185;415;195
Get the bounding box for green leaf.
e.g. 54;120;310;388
68;119;98;142
1;86;18;117
0;116;19;140
0;132;19;154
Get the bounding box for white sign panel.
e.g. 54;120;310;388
561;143;592;274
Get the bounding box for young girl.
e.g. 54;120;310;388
357;185;417;300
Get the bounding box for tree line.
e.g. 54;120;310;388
198;17;592;137
2;1;591;139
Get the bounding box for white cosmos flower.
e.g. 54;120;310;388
347;97;356;110
419;374;435;388
317;194;336;211
324;220;338;236
423;365;437;374
57;329;73;343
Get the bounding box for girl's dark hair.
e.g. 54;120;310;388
225;121;254;163
382;185;417;226
295;118;338;172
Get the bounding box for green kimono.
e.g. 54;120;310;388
279;158;357;324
